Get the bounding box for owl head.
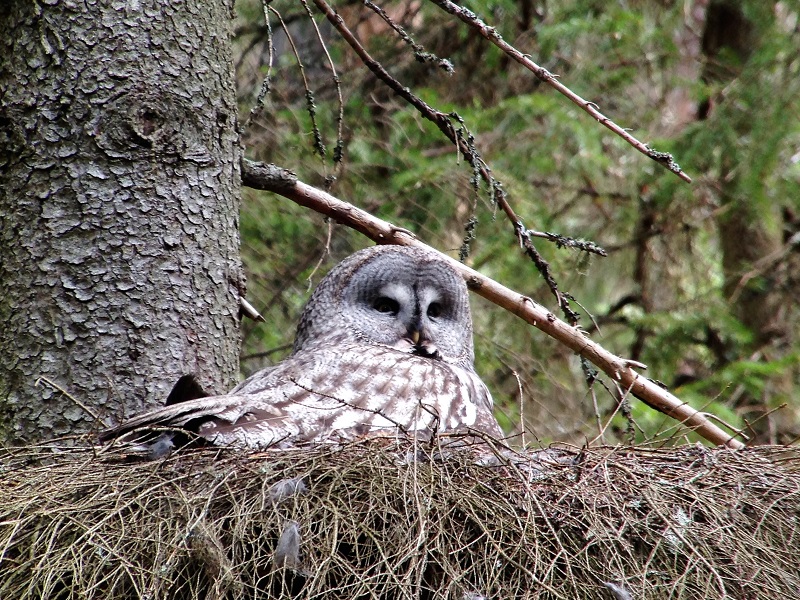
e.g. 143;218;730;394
293;245;476;369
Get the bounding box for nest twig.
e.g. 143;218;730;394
1;439;798;599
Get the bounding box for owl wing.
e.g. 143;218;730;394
100;344;502;449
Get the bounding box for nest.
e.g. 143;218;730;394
1;438;799;599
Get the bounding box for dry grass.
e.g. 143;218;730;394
1;438;799;599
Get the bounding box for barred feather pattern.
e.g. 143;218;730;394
101;246;503;449
103;343;499;449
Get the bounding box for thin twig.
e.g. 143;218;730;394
241;159;744;450
306;217;334;289
363;0;454;73
241;1;276;131
268;5;326;158
512;370;526;448
428;0;692;183
299;0;345;170
35;377;101;422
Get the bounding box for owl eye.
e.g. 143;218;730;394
427;302;443;319
373;297;400;315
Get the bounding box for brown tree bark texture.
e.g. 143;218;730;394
0;0;243;443
701;1;797;442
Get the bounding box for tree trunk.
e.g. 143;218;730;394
0;0;243;444
701;2;786;344
700;1;796;442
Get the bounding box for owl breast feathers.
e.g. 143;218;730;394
100;245;503;449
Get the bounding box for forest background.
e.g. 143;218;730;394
234;0;800;447
1;0;797;448
1;3;799;596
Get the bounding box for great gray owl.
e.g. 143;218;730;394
100;245;503;449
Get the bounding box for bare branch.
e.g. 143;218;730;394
242;159;744;450
428;0;692;183
299;0;345;170
268;5;326;158
362;0;454;73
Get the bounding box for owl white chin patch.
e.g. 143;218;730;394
391;337;440;359
392;338;416;353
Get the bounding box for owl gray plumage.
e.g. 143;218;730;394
100;245;503;448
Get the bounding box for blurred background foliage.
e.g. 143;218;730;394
232;0;800;446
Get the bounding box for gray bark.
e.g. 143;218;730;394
0;0;244;443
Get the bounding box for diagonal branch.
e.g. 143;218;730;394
242;159;744;450
429;0;692;183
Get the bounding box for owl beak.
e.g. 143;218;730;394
406;327;440;359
